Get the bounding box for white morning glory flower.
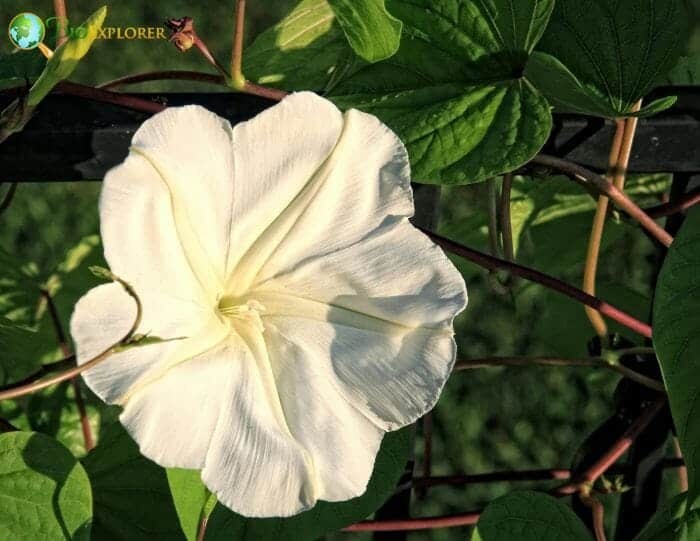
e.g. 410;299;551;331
70;92;467;517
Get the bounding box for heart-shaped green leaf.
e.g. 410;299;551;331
536;0;687;117
244;0;356;92
0;431;92;540
327;0;402;62
471;490;592;540
653;207;700;511
331;0;555;184
204;427;412;540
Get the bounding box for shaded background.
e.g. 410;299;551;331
1;1;699;539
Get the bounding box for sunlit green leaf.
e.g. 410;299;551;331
205;427;412;540
167;469;209;541
244;0;357;92
27;6;107;107
537;0;687;116
653;207;700;510
328;0;402;62
636;492;700;541
331;0;555;184
0;431;92;540
471;490;591;540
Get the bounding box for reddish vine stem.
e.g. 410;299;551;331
344;512;482;532
41;289;94;451
53;0;68;46
554;398;666;495
454;356;665;393
645;186;700;218
500;173;515;263
231;0;246;85
581;494;607;541
530;155;673;247
0;357;75;392
97;70;226;90
419;227;653;338
55;82;166;114
0;278;141;401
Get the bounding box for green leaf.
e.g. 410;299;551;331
635;493;700;541
167;469;209;541
471;490;592;540
244;0;357;92
82;424;190;540
653;207;700;510
0;431;92;540
331;0;555;184
0;317;43;385
665;54;700;85
27;6;107;107
327;0;402;62
205;427;412;540
537;0;687;116
526;52;678;118
0;248;41;324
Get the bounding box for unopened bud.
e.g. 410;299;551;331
165;17;196;52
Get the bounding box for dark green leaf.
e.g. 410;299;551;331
0;431;92;540
27;6;107;107
82;424;189;540
0;317;43;385
471;490;591;540
665;54;700;85
244;0;357;92
331;0;555;184
0;50;45;90
205;427;412;540
0;248;41;324
328;0;402;62
537;0;687;116
653;207;700;510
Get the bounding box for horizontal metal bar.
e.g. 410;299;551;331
1;87;698;182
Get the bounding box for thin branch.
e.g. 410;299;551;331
41;289;94;451
97;70;225;90
0;183;18;215
0;277;142;402
673;438;688;493
343;512;482;532
581;494;607;541
419;227;653;338
412;468;570;489
55;82;166;114
196;516;208;541
584;118;626;338
645;186;700;218
230;0;247;88
555;398;666;495
487;178;501;257
241;81;288;102
53;0;68;46
0;357;75;392
454;356;666;393
530;155;673;248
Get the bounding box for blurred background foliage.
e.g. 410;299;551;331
0;1;698;540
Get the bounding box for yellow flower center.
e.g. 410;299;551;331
217;296;266;333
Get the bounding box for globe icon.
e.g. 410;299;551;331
8;13;45;50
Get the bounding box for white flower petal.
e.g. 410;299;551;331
263;318;385;503
253;221;466;430
70;282;225;404
102;105;235;303
223;92;345;289
226;92;413;295
201;324;316;518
